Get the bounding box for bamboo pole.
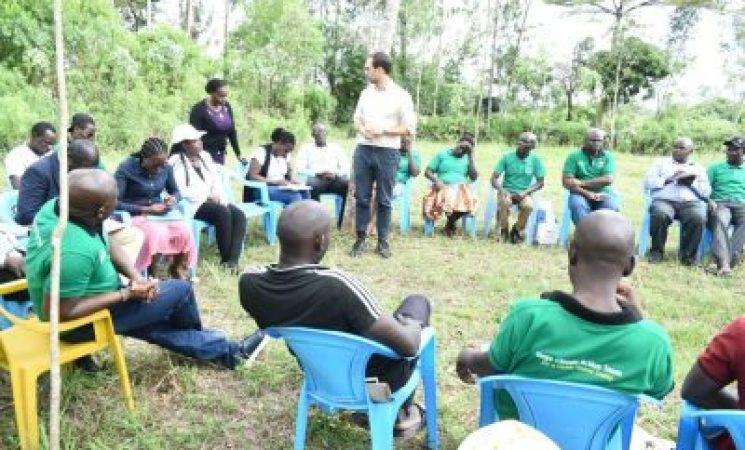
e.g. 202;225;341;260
50;0;69;448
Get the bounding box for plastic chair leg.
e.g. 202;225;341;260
293;385;309;450
424;219;434;237
108;331;135;412
11;367;39;450
421;339;439;449
368;404;397;450
478;384;497;428
525;209;538;246
482;196;498;239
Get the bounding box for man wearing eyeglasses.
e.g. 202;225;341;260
643;137;710;265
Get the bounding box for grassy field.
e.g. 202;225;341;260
0;139;742;449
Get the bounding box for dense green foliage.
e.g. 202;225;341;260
0;0;741;156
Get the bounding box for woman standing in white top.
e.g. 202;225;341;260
169;124;247;270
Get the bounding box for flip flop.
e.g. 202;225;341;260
393;403;426;439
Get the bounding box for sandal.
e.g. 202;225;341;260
393;403;426;439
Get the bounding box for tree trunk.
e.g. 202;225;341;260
431;0;444;116
609;4;625;145
486;0;500;123
504;0;532;100
398;7;407;83
223;0;230;70
378;0;401;53
51;0;69;448
566;89;573;121
185;0;194;37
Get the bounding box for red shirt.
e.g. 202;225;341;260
697;316;745;450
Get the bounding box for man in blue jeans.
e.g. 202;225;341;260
25;169;264;369
562;128;620;224
351;52;416;258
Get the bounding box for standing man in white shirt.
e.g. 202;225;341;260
351;52;416;258
643;137;711;265
297;122;350;229
5;121;57;189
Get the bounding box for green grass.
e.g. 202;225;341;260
0;141;741;449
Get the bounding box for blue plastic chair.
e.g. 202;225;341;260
636;189;706;262
293;174;345;229
225;163;278;245
394;178;414;235
265;326;439;450
478;375;655;450
423;182;478;239
677;400;745;450
179;200;217;266
559;189;622;247
481;188;539;244
0;191;29;248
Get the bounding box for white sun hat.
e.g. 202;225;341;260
171;123;206;146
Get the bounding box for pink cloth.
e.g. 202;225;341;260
130;216;196;270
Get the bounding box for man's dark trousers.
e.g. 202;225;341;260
353;144;399;241
649;199;706;263
307;175;349;229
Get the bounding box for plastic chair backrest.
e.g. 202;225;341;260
479;375;641;450
678;400;745;450
266;327;399;409
0;190;19;224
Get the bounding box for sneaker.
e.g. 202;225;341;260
350;238;367;257
236;330;268;362
376;240;392;258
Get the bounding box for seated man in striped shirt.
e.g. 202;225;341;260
239;200;431;437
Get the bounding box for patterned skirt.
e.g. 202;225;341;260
422;183;478;221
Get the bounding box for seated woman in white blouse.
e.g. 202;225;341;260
245;127;310;205
169;124;247;271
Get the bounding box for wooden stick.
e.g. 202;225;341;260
50;0;69;448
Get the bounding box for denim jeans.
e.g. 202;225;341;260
62;280;241;368
267;186;311;206
353;144;399;240
568;192;620;224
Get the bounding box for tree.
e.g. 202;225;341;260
589;36;671;108
227;0;323;112
555;37;598;121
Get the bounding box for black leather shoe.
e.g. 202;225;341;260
376;240;392;258
74;355;102;373
350;238;367;257
237;330;267;361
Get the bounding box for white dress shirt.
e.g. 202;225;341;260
353;81;416;149
643;156;711;202
169;151;224;208
4;142;51;183
297;142;350;178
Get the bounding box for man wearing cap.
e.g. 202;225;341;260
491;132;545;243
706;136;745;276
562;128;619;224
643;137;710;265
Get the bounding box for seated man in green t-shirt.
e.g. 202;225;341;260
455;210;674;409
491;132;545;243
706;136;745;276
25;169;264;369
562;128;619;224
